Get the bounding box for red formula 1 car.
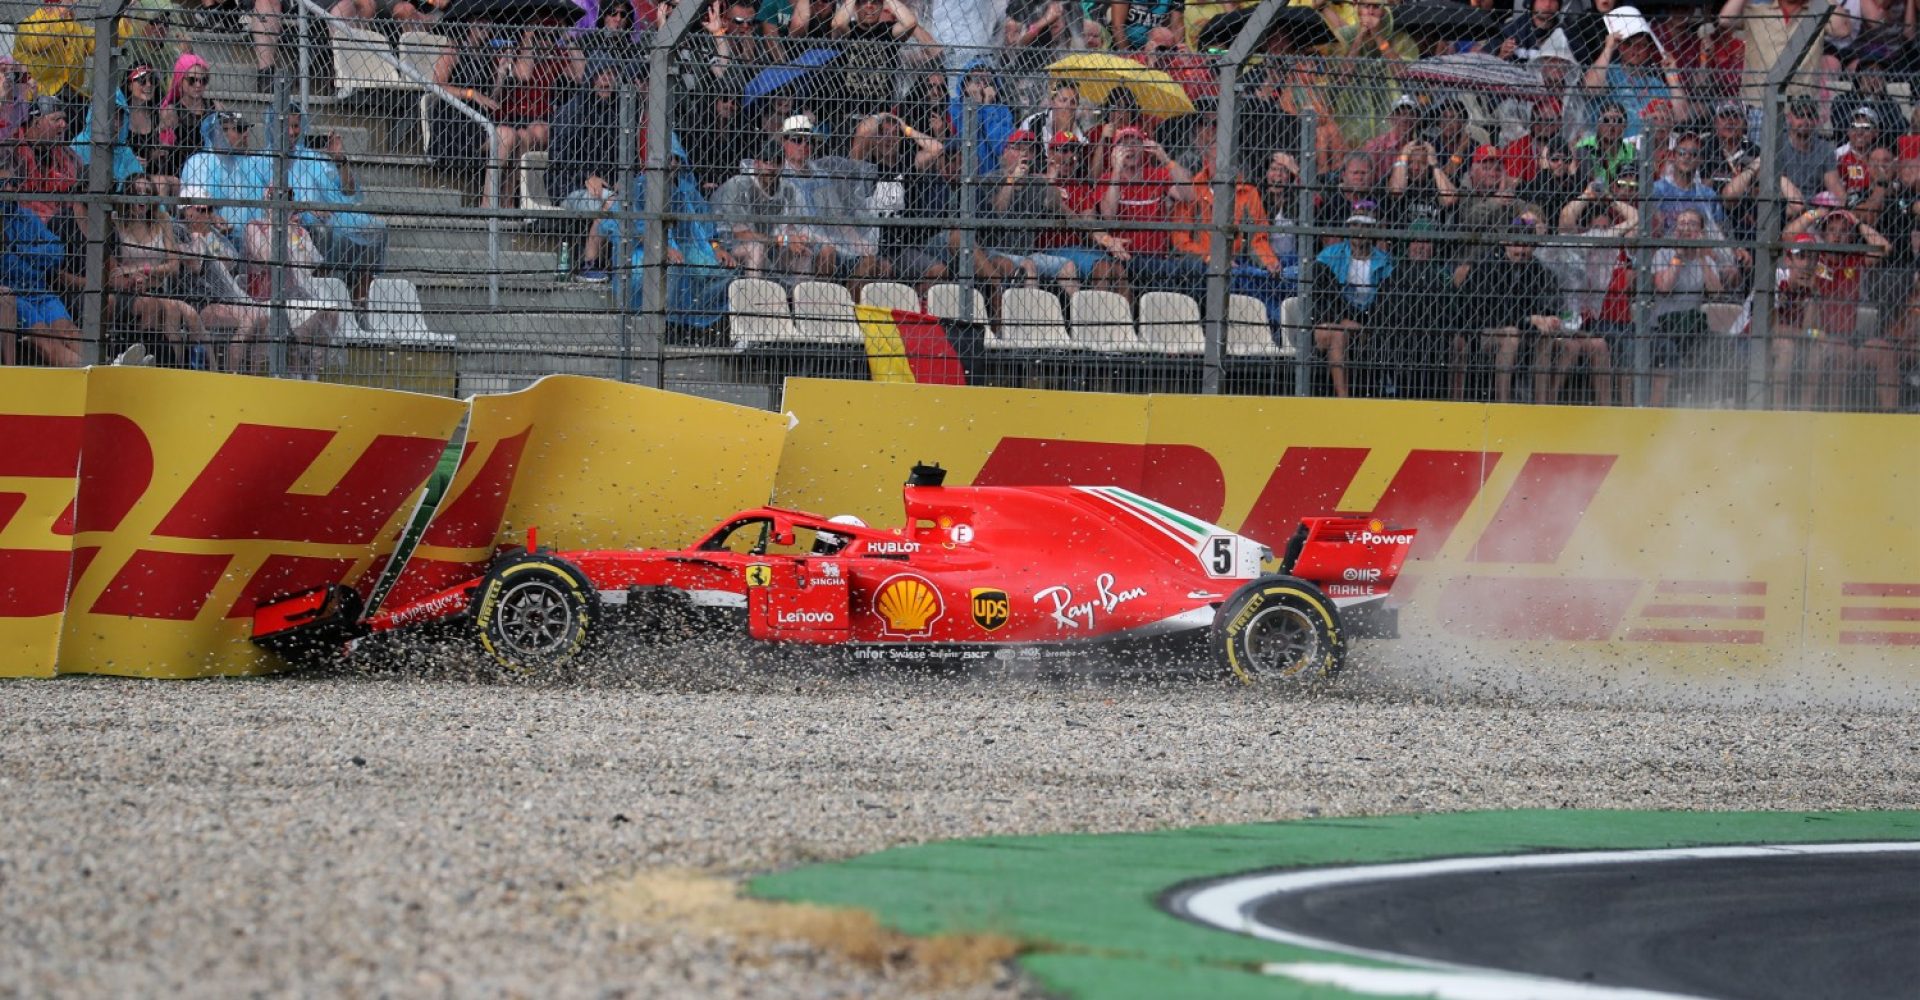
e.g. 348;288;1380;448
254;465;1415;682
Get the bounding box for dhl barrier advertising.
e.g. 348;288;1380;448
776;379;1920;684
2;371;785;678
3;368;466;677
383;375;787;610
1;368;89;677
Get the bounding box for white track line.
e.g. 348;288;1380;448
1175;842;1920;1000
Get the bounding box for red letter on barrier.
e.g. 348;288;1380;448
1239;448;1498;557
89;550;234;620
1468;453;1616;564
975;437;1227;522
153;425;448;545
0;415;97;617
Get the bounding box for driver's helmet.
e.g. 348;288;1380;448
813;514;867;555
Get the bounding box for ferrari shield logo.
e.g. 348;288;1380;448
970;588;1010;632
745;564;772;587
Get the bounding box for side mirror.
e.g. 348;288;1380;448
774;528;795;547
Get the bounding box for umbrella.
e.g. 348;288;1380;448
743;47;839;107
1401;52;1543;96
1047;53;1196;118
1198;0;1502;54
438;0;582;24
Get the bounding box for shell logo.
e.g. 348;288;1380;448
1367;518;1385;534
874;574;943;636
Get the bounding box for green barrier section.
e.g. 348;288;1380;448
749;810;1920;999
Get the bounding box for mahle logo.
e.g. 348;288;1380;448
970;588;1010;632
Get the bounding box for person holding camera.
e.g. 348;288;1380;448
1384;130;1458;228
1776;197;1896;410
1647;207;1738;406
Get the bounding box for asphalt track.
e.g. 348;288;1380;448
1198;845;1920;999
751;811;1920;1000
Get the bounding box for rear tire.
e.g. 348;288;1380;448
473;554;596;675
1212;576;1344;684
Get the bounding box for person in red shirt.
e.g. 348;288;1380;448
1096;125;1197;299
1777;205;1895;409
1501;97;1565;186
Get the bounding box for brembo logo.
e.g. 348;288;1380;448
0;416;446;622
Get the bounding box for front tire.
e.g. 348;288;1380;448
473;554;596;675
1212;576;1344;684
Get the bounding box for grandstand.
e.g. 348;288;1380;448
1;0;1915;412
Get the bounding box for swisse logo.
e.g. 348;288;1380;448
775;609;836;624
1346;531;1414;545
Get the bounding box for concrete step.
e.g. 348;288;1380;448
385;246;551;279
419;283;613;312
386;216;533;251
433;309;626;347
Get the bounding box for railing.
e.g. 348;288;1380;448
7;0;1917;414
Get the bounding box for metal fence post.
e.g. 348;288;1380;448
78;3;120;365
643;6;698;391
959;98;978;327
1293;110;1316;399
614;87;636;383
1203;61;1238;396
1749;89;1782;408
268;72;291;376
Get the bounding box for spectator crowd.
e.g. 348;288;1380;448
3;0;1919;410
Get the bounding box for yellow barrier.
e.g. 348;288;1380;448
776;379;1920;679
53;369;467;677
385;375;789;610
7;368;1911;682
0;368;87;678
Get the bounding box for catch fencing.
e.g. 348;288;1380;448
3;0;1914;412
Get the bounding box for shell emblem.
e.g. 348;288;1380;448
874;574;943;636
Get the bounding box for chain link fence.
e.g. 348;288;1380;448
3;0;1916;412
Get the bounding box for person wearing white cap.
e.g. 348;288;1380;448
1309;204;1393;399
1582;7;1689;138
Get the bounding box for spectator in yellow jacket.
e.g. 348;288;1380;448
14;0;93;102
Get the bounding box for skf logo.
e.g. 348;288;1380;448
970;588;1009;632
874;574;942;636
744;564;772;587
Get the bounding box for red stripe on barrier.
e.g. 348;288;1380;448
226;555;360;618
1841;606;1920;622
1639;604;1765;620
1840;630;1920;645
1655;580;1768;595
1623;628;1765;644
1842;583;1920;597
1468;453;1616;564
1435;577;1639;640
89;550;233;620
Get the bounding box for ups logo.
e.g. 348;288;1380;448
970;588;1010;632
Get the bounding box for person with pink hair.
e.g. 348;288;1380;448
159;52;220;172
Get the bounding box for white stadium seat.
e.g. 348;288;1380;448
998;287;1072;351
859;281;920;314
1068;289;1143;352
727;278;799;349
1228;293;1293;358
791;281;864;346
1136;291;1205;356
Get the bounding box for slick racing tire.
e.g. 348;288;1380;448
473;554;596;675
1212;575;1345;684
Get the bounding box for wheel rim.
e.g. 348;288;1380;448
1238;604;1322;679
495;578;575;659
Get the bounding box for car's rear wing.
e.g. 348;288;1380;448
1280;517;1417;604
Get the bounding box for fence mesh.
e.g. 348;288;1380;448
2;0;1917;412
